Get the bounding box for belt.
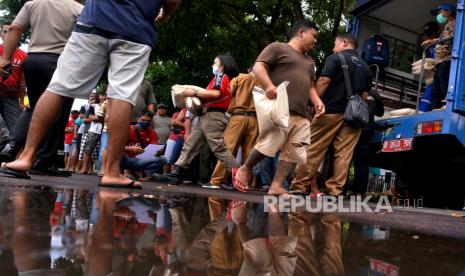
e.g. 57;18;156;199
206;107;226;113
231;111;257;117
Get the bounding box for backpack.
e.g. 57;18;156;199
362;35;390;66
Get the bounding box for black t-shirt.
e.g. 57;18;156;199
320;49;373;114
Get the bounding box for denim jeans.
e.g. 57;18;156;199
120;155;166;176
256;153;289;189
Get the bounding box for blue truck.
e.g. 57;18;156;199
349;0;465;208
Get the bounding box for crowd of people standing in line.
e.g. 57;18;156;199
0;0;385;198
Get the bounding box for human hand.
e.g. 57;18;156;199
265;85;277;99
0;59;12;81
421;38;434;48
155;9;171;24
128;146;144;154
314;101;325;118
182;88;196;97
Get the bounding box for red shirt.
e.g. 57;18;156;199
204;74;231;110
0;45;27;98
126;125;158;157
64;119;75;145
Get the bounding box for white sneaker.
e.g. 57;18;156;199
202;183;221;189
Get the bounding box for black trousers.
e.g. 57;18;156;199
11;53;73;167
431;60;451;109
352;127;372;195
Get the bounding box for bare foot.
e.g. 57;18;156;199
4;159;33;172
233;166;252;192
101;174;142;188
268;184;295;199
230;201;247;224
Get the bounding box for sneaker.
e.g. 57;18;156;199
202;183;221;189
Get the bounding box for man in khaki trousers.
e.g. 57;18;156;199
291;32;372;197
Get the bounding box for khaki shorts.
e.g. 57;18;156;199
47;29;151;106
255;115;310;164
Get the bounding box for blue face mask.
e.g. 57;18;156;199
138;121;149;130
437;14;447;25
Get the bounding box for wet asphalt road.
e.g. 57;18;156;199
0;173;464;240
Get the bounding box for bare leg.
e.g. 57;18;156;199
101;149;107;176
79;153;90;174
268;160;295;196
235;149;267;187
101;99;140;186
6;92;66;171
64;153;69;170
68;152;76;172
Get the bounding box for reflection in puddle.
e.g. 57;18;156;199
0;187;464;276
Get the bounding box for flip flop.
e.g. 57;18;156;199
98;180;142;190
226;200;247;221
0;162;31;179
232;168;249;193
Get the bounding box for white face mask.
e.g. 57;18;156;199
212;64;220;76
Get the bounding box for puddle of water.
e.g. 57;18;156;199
0;187;464;276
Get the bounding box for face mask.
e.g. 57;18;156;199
437;14;447;25
212;65;220;76
138;121;149;130
71;114;78;120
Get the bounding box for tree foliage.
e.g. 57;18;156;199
152;0;355;104
1;0;356;106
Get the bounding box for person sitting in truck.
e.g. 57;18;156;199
421;3;456;110
418;21;440;112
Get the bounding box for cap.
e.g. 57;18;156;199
157;103;168;109
431;3;456;16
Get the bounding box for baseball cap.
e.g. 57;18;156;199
157;103;168;109
431;3;456;16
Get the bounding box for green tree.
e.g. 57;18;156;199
1;0;355;107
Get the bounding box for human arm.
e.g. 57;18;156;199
315;77;332;97
183;73;232;100
65;122;74;133
155;0;182;24
309;81;325;118
0;23;25;77
182;88;221;99
145;82;156;113
73;123;79;138
171;111;185;128
124;146;145;154
253;62;276;99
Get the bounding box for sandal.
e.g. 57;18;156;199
98;180;142;190
226;200;247;221
232;167;249;192
0;162;31;179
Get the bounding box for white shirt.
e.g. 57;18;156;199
88;104;102;134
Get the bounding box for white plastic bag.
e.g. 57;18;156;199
252;81;290;133
171;84;205;115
